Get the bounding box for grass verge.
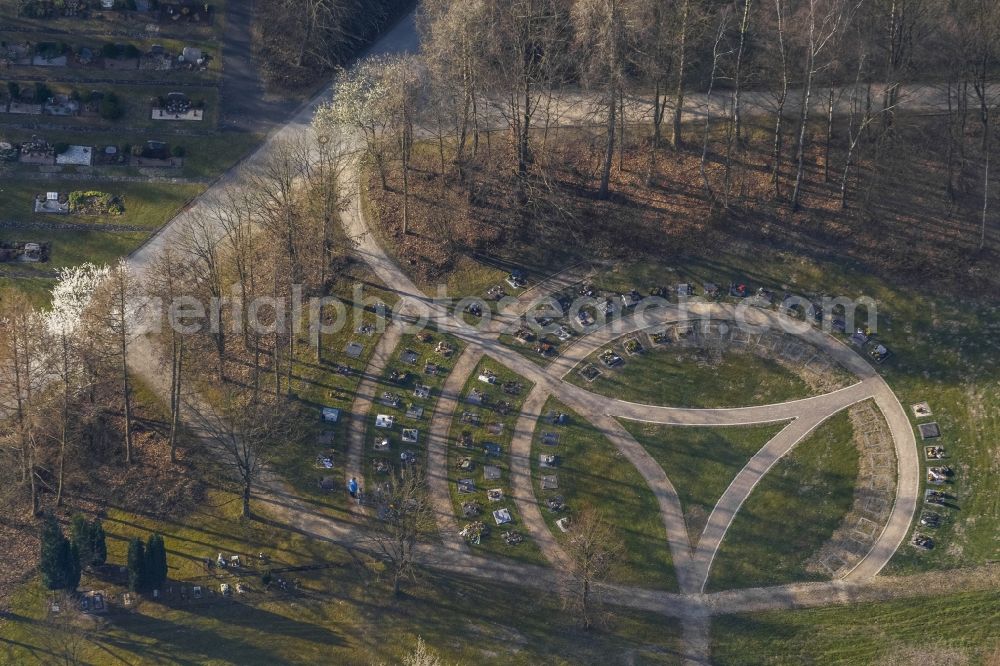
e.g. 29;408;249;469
532;398;677;590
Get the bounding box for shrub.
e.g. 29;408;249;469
7;81;20;100
144;534;168;590
34;82;51;104
39;516;80;591
99;92;124;120
171;145;185;158
127;537;146;592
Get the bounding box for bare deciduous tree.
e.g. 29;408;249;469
191;388;297;518
559;505;623;630
364;466;434;597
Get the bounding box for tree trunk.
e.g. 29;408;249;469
599;92;616;200
982;127;990;251
169;335;183;462
242;483;252;518
647;81;665;186
122;359;132;464
824;87;834;182
671;0;691;150
791;60;815;210
771;0;789;198
946;80;956;201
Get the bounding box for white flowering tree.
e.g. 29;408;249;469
314;57;394;190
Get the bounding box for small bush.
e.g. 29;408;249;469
100;92;124;120
171;145;185;158
34;82;51;104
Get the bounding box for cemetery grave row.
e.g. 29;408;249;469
365;331;465;485
0;38;213;74
2;135;185;167
449;358;540;560
32;189;125;215
18;0;215;27
0;83;209;125
912;402;959;554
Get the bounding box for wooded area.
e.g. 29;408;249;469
254;0;415;90
318;0;1000;287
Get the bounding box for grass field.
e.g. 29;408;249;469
0;485;683;665
657;251;1000;574
705;411;859;591
0;228;149;279
620;420;789;542
568;344;814;408
446;358;547;565
575;251;1000;574
711;589;1000;665
531;398;677;590
0;276;55;305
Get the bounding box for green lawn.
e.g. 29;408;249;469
446;358;547;565
0;276;55;305
531;399;676;590
706;411;859;591
0;228;150;279
364;330;465;480
711;589;1000;665
620;420;789;542
568;344;814;408
0;486;683;665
